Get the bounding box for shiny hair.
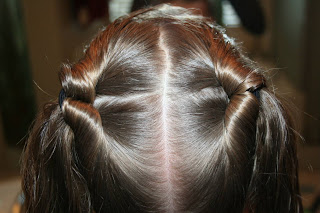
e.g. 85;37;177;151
21;4;303;213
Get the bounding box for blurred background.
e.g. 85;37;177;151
0;0;319;212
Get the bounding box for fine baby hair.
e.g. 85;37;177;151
22;4;303;213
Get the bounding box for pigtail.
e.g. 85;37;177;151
22;24;111;212
22;80;106;212
207;25;302;212
204;25;302;212
21;102;91;212
246;89;303;213
196;25;265;212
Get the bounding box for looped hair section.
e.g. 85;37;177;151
58;19;115;104
62;98;102;132
199;25;268;209
55;26;112;211
206;26;266;152
210;29;266;97
58;40;106;176
60;64;96;104
61;98;104;170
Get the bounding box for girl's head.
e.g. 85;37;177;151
22;4;302;213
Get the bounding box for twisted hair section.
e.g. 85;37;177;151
21;15;131;213
205;25;302;212
21;4;302;213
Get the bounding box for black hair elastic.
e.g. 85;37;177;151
252;89;260;100
59;89;66;109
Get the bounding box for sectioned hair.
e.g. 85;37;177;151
21;4;303;213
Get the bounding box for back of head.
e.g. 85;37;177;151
22;4;303;213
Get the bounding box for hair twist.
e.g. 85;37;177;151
50;28;111;212
56;23;113;152
208;28;265;150
206;26;267;200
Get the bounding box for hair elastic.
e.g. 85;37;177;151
59;89;66;109
252;89;260;100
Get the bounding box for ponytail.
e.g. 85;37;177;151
246;89;302;213
22;24;108;212
22;102;92;212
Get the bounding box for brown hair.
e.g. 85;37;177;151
21;5;303;213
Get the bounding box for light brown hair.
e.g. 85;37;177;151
22;5;303;213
